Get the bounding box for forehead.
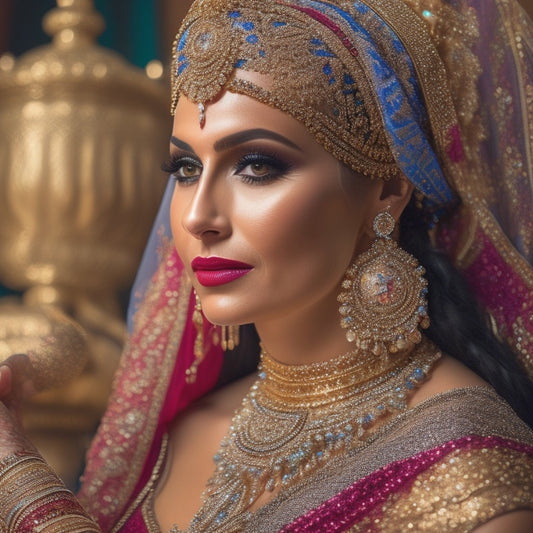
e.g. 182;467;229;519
172;90;324;152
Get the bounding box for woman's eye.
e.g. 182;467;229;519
235;154;292;184
161;155;202;184
178;162;201;178
245;162;273;177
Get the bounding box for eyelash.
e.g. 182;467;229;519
161;152;294;186
161;155;201;185
234;152;293;185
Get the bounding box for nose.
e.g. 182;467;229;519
181;172;231;241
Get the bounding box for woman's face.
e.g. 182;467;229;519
169;91;380;328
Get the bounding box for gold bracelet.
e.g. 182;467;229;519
0;452;100;532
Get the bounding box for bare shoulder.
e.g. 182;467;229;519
408;353;490;408
472;511;533;533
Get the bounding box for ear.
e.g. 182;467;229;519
363;175;414;236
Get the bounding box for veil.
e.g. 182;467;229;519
436;0;533;377
77;178;224;530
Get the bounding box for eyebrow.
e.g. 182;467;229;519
214;128;303;152
170;128;303;154
170;136;195;152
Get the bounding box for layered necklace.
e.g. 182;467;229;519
172;336;441;533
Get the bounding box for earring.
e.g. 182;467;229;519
186;290;205;383
221;325;240;351
198;102;206;127
337;210;430;356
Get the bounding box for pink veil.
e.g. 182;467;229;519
77;179;224;530
436;0;533;377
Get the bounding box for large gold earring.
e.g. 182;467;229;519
221;325;240;351
337;210;430;356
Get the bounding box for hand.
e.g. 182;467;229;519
0;304;89;399
0;365;9;398
0;354;37;416
0;364;38;458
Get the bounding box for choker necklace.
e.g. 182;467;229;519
172;337;441;533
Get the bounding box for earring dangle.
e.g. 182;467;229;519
221;325;240;351
198;102;206;127
186;290;205;383
338;210;430;357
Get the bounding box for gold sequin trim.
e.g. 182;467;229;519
348;446;533;532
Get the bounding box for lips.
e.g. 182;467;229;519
191;257;253;287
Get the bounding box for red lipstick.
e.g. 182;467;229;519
191;257;253;287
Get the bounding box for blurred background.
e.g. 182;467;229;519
0;0;194;66
1;0;531;63
0;0;532;489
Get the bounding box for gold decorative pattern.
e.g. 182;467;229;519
338;211;429;355
168;338;440;532
78;242;191;528
171;0;398;179
348;446;533;532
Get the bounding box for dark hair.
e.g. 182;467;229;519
400;199;533;428
218;200;533;429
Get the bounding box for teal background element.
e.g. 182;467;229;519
7;0;161;67
95;0;159;68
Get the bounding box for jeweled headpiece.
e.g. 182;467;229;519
171;0;466;208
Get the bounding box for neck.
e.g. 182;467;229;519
254;289;353;365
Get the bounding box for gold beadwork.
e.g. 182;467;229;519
346;446;533;532
0;452;99;532
221;324;240;351
171;0;398;180
186;290;205;383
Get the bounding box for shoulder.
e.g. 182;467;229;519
400;354;533;446
346;387;533;532
472;511;533;533
380;383;533;454
369;379;533;532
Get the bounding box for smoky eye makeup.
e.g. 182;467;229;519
161;152;203;184
162;132;303;186
232;151;296;185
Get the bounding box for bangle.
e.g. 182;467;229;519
0;451;100;532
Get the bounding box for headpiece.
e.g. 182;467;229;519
171;0;461;209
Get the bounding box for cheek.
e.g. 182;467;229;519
169;189;180;241
235;178;361;276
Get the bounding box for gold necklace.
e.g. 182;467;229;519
171;336;441;533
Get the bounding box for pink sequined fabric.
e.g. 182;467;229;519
280;435;533;532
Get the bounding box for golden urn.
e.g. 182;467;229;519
0;0;170;486
0;0;169;302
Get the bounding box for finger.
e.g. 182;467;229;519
0;397;37;456
0;365;12;398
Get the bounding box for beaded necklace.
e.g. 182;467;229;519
171;336;441;532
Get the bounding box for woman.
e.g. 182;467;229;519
1;0;533;531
